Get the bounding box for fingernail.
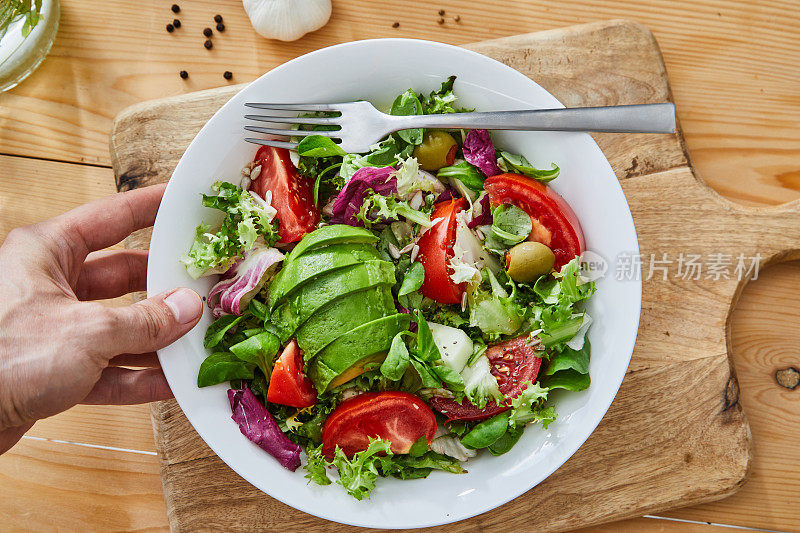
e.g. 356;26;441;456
164;288;202;324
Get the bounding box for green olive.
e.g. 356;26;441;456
506;241;556;282
413;130;457;171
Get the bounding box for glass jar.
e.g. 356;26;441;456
0;0;60;92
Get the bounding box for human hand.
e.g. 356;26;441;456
0;184;202;454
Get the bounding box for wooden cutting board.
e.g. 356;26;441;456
108;19;785;532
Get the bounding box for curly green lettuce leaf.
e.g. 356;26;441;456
507;381;555;429
181;182;279;278
331;437;393;500
304;444;333;486
356;190;433;229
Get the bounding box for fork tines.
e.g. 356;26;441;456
243;102;343;149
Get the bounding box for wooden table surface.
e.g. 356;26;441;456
0;1;797;531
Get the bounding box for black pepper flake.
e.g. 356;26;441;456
214;14;223;23
223;71;233;80
203;27;213;37
454;15;461;22
166;23;174;32
216;22;225;32
173;18;181;28
179;70;188;79
438;9;445;15
171;4;180;13
204;39;213;49
392;21;400;28
437;18;445;25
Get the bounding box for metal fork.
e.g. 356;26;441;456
243;101;676;154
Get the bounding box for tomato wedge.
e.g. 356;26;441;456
266;340;317;409
414;198;467;305
250;145;319;244
428;335;543;422
321;391;437;459
484;173;585;270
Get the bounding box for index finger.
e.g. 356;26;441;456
47;183;167;256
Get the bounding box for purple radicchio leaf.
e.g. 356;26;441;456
208;244;284;317
467;193;492;229
228;387;302;471
330;166;397;226
462;129;501;178
435;186;458;203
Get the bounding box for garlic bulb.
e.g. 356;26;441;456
242;0;332;41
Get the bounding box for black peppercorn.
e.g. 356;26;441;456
223;71;233;80
203;27;213;37
216;23;225;32
392;21;400;28
204;39;213;49
173;18;181;28
179;70;188;79
438;9;445;15
437;17;445;25
214;14;223;23
454;15;461;22
166;23;174;32
171;4;180;13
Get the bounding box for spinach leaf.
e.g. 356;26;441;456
384;451;466;478
488;425;525;456
437;161;486;192
491;204;532;246
461;411;510;449
297;135;346;157
409;358;441;388
247;299;269;322
229;331;280;377
500;151;560;182
197;352;255;387
380;332;411;381
414;310;441;363
204;314;247;349
545;339;590;376
398;262;425;296
431;364;465;392
542;370;591;391
390;89;424;145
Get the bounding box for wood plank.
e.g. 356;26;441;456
0;438;168;531
0;154;115;241
664;261;800;531
1;0;798;206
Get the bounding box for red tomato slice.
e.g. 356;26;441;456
414;198;467;305
428;335;543;422
321;391;437;459
484;173;585;270
266;340;317;409
250;146;319;244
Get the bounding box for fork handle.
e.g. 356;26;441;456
390;103;676;134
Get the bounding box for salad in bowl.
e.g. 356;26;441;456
182;77;595;500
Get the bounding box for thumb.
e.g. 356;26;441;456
99;288;203;356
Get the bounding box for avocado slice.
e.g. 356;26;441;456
267;243;381;308
269;260;396;341
287;224;378;260
295;285;396;358
308;314;412;392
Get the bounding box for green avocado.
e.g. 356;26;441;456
295;285;396;358
309;314;412;392
287;224;378;260
271;261;396;342
267;243;381;308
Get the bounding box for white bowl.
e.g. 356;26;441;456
148;38;641;529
